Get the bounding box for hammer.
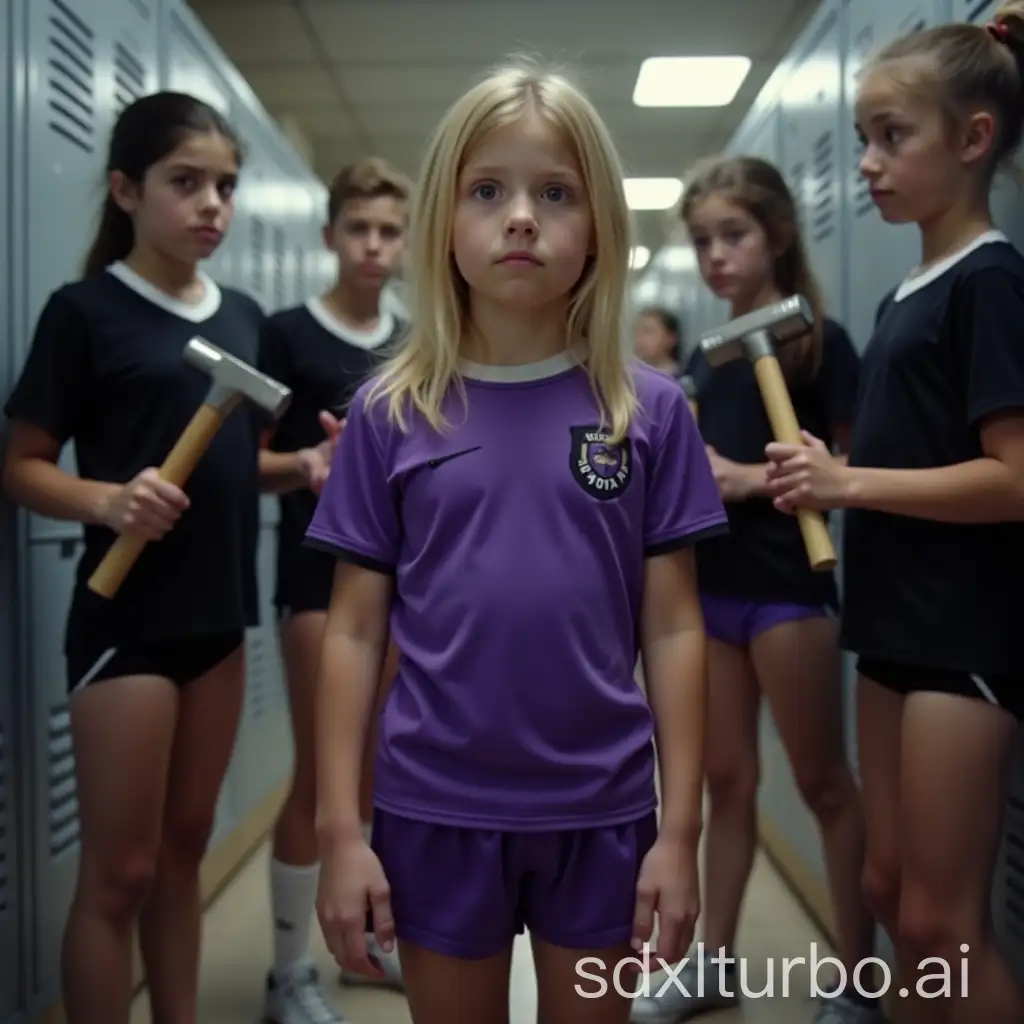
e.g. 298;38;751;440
679;374;698;419
87;337;292;599
700;296;836;572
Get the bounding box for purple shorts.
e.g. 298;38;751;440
370;808;658;959
701;593;830;648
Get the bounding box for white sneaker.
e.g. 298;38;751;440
339;933;404;990
630;957;738;1023
264;961;348;1024
812;994;886;1023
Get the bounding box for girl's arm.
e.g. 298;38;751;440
842;412;1024;522
315;561;393;846
3;421;119;523
640;547;705;845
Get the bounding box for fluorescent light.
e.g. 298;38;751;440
659;245;696;271
633;56;752;108
629;246;651;271
623;177;683;211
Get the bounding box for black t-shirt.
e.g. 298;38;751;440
842;234;1024;675
258;299;405;571
687;318;861;608
3;262;264;650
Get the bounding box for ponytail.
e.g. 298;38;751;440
81;195;135;278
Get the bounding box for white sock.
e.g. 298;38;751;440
270;859;319;973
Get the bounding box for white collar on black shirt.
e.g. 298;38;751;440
894;230;1008;302
306;296;396;350
106;261;222;323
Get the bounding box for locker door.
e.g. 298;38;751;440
954;0;998;23
844;2;939;355
781;10;845;322
0;0;24;1013
23;0;104;541
27;539;82;999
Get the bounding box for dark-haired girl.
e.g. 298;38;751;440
2;91;265;1024
765;9;1024;1022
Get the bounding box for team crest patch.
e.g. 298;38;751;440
569;426;632;500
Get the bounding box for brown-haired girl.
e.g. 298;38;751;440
632;155;876;1024
765;8;1024;1022
2;92;263;1024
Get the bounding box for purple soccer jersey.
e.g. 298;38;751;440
306;350;728;830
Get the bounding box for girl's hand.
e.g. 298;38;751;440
100;468;189;540
632;836;700;966
296;411;346;495
316;835;395;980
706;446;761;502
765;430;851;512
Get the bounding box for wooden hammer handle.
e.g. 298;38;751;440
87;403;227;599
752;355;837;572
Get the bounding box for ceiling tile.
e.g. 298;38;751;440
191;4;319;63
242;66;341;108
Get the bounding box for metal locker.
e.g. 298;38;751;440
0;0;24;1012
992;741;1024;985
23;0;103;540
843;1;940;354
780;6;846;325
26;539;83;1001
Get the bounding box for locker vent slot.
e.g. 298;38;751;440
810;131;836;244
113;42;146;113
272;227;287;310
128;0;152;18
246;633;269;721
963;1;994;22
789;161;807;231
48;703;80;857
46;0;97;155
1006;794;1024;940
251;217;267;299
0;726;8;915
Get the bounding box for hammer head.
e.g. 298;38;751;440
184;336;292;419
699;295;813;368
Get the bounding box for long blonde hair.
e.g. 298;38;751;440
366;59;637;443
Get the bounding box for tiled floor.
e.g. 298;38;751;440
130;843;834;1023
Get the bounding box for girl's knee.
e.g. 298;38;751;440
861;856;900;929
897;882;977;964
793;761;852;820
706;761;759;810
79;849;159;922
161;809;216;863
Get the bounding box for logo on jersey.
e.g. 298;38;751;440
569;426;632;500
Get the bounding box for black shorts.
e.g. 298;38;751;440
275;541;335;617
67;629;244;694
856;657;1024;721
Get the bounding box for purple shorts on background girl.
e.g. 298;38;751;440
701;593;831;648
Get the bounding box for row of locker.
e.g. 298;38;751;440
0;0;334;1020
636;0;1024;982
